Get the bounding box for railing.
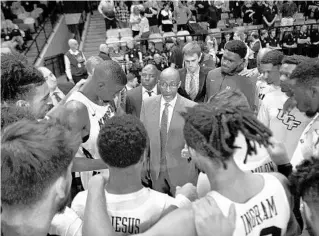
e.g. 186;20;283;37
43;53;65;78
24;7;60;64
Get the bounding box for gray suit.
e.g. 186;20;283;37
140;94;198;193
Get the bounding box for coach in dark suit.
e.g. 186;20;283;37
126;64;161;117
177;42;212;103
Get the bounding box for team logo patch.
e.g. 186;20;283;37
276;109;301;130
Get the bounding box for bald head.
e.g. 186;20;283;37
68;39;78;51
160;68;180;83
99;44;109;54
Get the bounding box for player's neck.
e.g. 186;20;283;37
106;167;143;195
206;161;252;199
79;82;100;104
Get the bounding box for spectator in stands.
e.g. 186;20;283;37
252;0;265;25
165;38;183;69
262;0;278;28
64;39;88;84
248;31;261;69
130;5;141;38
174;1;192;31
2;19;25;52
260;29;269;48
282;27;297;55
187;0;197;20
268;28;281;49
195;0;209;22
98;44;111;61
178;42;212;103
206;40;257;109
242;0;255;26
37;67;66;107
144;41;160;64
153;53;168;71
125;39;143;67
205;34;218;54
115;0;129;28
218;32;231;54
138;9;150;50
281;0;298;27
201;49;217;69
125;72;139;91
10;1;26;17
229;0;243;20
1;1;15;20
130;0;143;13
21;1;38;13
98;0;117;31
1;119;81;236
297;25;311;56
310;24;319;58
144;0;159;33
205;0;220;29
159;2;173;33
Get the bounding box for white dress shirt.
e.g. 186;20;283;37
159;95;178;132
142;85;158;100
64;49;87;81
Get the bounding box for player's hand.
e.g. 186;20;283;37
267;137;290;165
239;68;258;78
193;196;236;236
176;183;198;201
181;145;191;159
283;96;297;113
88;171;110;190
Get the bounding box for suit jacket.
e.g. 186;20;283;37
178;66;212;103
126;85;161;117
140;94;198;188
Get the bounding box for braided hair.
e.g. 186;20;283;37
181;104;272;168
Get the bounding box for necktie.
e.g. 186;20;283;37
53;92;62;103
160;103;170;172
188;74;197;100
147;91;153;97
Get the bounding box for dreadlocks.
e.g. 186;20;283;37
181;104;272;167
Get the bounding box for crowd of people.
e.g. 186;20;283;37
1;1;319;236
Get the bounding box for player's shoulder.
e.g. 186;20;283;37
262;89;283;104
71;190;89;207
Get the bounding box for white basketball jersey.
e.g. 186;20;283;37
207;173;290;236
67;91;115;189
71;187;177;235
258;89;312;160
291;113;319;169
255;80;278;113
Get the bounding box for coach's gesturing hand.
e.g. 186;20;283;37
193;196;236;236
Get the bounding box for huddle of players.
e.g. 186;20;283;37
2;51;319;236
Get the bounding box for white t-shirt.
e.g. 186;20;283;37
130;14;141;31
255;80;278;114
206;173;290;236
71;187;177;235
257;89;312;160
291;113;319;169
139;17;150;33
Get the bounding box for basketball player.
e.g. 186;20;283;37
258;52;312;160
82;104;300;236
290;157;319;236
290;59;319;168
65;60;127;189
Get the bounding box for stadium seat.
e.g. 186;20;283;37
120;36;134;47
163;32;176;39
295;13;304;20
306;19;317;25
221;13;229;20
176;30;190;42
106;37;120;46
119;28;132;38
294;19;305;26
217;20;226;29
149;33;163;51
106;29;120;39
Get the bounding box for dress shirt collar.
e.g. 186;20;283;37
186;65;200;76
160;94;178;109
142;84;158;95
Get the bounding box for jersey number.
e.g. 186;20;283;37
260;226;282;236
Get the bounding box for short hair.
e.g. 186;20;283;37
251;31;259;40
99;44;109;53
289;157;319;202
224;40;247;59
260;50;284;66
1;52;45;102
86;56;104;75
148;41;155;47
181;104;272;167
208;89;251;111
290;59;319;87
97;114;148;168
261;29;268;36
1;119;81;206
126;72;136;82
281;55;310;65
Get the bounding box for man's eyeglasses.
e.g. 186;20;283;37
159;82;179;89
